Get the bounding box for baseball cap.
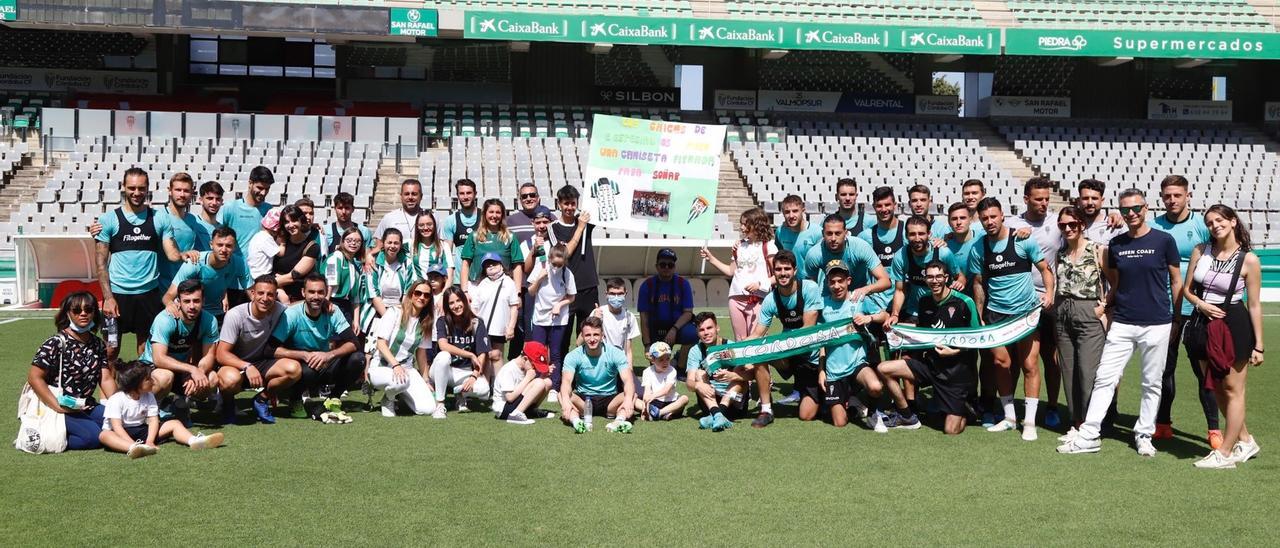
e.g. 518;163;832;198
533;209;556;221
522;341;550;375
823;259;850;277
656;248;678;261
424;264;447;278
260;206;282;232
480;252;503;266
647;341;672;359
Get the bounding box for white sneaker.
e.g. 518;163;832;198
189;432;224;451
1057;427;1079;443
1135;434;1157;457
432;405;447;419
1194;450;1237;469
870;411;888;434
1057;436;1101;454
778;390;802;405
548;391;558;403
986;418;1017;433
1021;422;1038;441
506;411;535;425
380;396;396;418
1232;437;1261;463
127;442;157;459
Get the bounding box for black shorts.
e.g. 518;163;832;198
116;289;163;340
793;366;822;401
237;358;284;389
822;377;854;408
698;390;749;418
982;308;1015;325
579;392;619;418
905;356;976;417
495;395;524;419
123;423;149;441
488;335;507;349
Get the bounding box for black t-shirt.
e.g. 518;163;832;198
551;219;598;289
916;291;979;366
32;333;106;401
434;317;492;368
272;236;321;300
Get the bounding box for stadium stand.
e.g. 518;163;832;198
725;0;986;26
593;46;665;88
422;104;680;140
428;44;510;83
1000;121;1280;242
0;28;148;70
1148;73;1214;101
993;57;1076;98
1006;0;1274;31
759;52;909;95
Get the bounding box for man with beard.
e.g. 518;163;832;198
220;166;275;253
143;280;219;420
1005;177;1064;428
440;179;479;284
887;216;964;327
165;226;252;323
775;194;823;279
744;251;822;428
1076;179;1124;244
194;181;224;243
835;178;875;236
906;185;950;240
269;274;365;420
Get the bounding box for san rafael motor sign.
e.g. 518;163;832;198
1007;29;1280;60
389;8;438;37
0;0;15;21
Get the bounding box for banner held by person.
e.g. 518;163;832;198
582;114;726;238
886;307;1041;350
703;319;862;374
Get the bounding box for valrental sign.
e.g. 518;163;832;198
463;12;999;55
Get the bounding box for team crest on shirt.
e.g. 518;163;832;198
133;227;141;235
995;254;1004;262
883;246;891;254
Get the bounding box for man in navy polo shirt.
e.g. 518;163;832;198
637;248;696;367
1059;189;1181;458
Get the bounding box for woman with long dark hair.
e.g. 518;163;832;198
410;212;455;287
366;279;439;417
429;285;492;418
459;198;525;288
1182;204;1263;469
1052;206;1108;441
24;292;115;450
272;204;320;303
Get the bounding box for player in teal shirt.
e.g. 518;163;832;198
834;178;876;237
559;316;635;431
165;227;252;320
803;215;889;296
890;216;963;322
807;260;889;428
441;179;481;284
218;166;275;252
943;202;980;294
744;250;824;428
155;174;208;288
141;280;220;406
907;184;952;240
685;311;748;432
775;195;823;270
269;274;364;418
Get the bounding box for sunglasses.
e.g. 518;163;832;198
657;262;675;268
1118;204;1145;216
411;290;431;298
69;306;96;315
1058;221;1082;231
520;193;538;199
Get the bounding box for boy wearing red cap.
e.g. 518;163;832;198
492;341;556;425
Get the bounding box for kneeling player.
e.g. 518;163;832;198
805;260;887;427
877;261;980;435
685;312;749;431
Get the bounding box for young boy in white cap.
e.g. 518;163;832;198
492;341;556;425
636;342;690;421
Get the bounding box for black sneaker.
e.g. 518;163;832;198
527;409;553;419
750;412;774;429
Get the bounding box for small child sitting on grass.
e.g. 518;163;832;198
99;360;224;459
636;342;689;421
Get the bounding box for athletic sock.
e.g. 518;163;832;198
906;398;918;415
1024;398;1039;425
897;404;915;420
761;403;773;415
1000;395;1016;423
708;406;722;416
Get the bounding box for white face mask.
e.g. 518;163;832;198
485;264;504;280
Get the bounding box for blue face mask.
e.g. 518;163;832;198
69;321;95;334
607;295;625;309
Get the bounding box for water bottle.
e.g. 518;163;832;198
103;315;119;349
583;397;593;432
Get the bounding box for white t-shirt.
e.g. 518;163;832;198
594;305;640;351
372;312;432;367
1005;214;1060;292
728;239;774;298
375;208;421;242
470;275;519;338
101;391;159;430
492;358;528;402
246;230;279;278
641;365;679;403
530;263;577;327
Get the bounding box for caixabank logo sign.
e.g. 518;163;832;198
468;13;569;39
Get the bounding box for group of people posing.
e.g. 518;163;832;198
20;167;1261;469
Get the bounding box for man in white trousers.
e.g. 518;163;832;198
1058;189;1182;457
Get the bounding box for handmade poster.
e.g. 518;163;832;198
582;114;725;238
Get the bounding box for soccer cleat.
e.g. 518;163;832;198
1057;436;1101;454
986;418;1017;433
1135;434;1157;457
893;413;922;430
189;432;225;451
252;395;276;424
431;405;447;419
778;390;802;405
506;411;535;425
698;414;715;430
605;419;633;433
220;398;238;426
1208;430;1224;450
750;412;774;429
1057;427;1079;443
1194;450;1237;469
1232;437;1261;463
981;412;996;428
288;399;308;419
573;418;587;434
1044;408;1061;428
711;413;734;432
1153;423;1174;440
870;411;889;434
1021;422;1038;441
